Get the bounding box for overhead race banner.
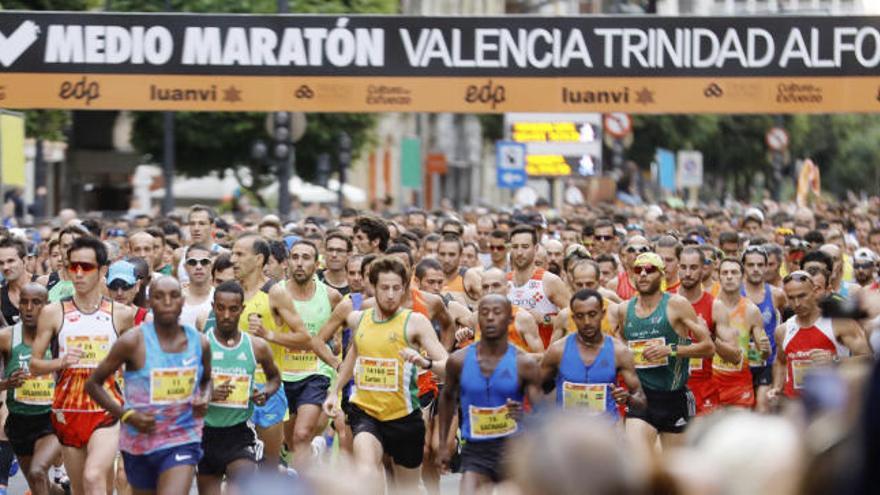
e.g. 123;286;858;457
0;12;878;113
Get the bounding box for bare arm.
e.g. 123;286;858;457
517;353;543;408
403;312;449;380
544;272;572;314
614;339;647;413
770;325;788;396
316;297;353;342
251;336;281;401
437;349;464;470
85;330;136;420
551;308;569;343
747;304;771;358
669;295;715;359
515;310;545;354
835;318;873;358
30;303;74;375
266;285;341;368
428;294;456;351
538;340;564;393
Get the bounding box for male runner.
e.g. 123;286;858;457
591;220;618;258
318;231;352;296
712;259;769;409
437;294;541;495
615;253;714;450
437;235;468;304
46;225;88;303
654;236;682;293
0;283;65;495
199;281;281;495
177;205;219;285
607;236;651;301
769;271;871;402
552;260;618;342
179;244;214;328
0;236;40;326
741;246;786;412
487;231;509;272
353;216;390;255
541;289;646;418
86;277;211;495
264;240;341;467
506;226;570;348
322;257;449;490
677;247;718;415
31;236;137;495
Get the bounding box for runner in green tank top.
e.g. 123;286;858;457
198;281;281;495
615;253;715;452
0;283;65;495
265;240;342;468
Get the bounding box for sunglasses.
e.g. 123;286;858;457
626;246;651;254
854;262;875;270
108;281;135;291
68;261;98;273
186;258;212;267
744;245;766;254
783;271;813;284
633;265;660;275
594;235;615;241
489;245;507;252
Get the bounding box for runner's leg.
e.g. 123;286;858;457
659;432;685;450
61;446;87;495
155;464;195;495
83;424;119;495
256;423;283;471
352;433;386;493
459;471;492;495
754;384;770;413
27;434;65;495
625;418;659;456
195;473;222;495
390;464;422;493
421;409;439;495
292;404;322;466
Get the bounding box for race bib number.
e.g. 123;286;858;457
628;338;668;368
712;353;741;373
211;372;251;409
689;357;704;374
150;367;197;405
747;342;767;367
791;359;813;390
17;375;55;406
254;366;267;386
283;350;319;375
355;357;398;392
65;335;111;368
468;404;518;439
562;382;608;413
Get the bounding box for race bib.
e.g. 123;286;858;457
791;359;813;390
748;342;767;367
150;367;197;405
17;375;55;406
211;372;251;409
355;357;398;392
65;335;111;368
628;338;668;368
282;350;319;375
561;382;608;413
254;366;267;386
689;357;704;374
712;353;741;373
468;404;518;439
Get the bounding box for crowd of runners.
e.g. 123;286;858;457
0;198;876;494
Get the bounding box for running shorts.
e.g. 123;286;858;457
51;410;117;449
718;383;756;408
122;442;202;491
283;375;330;413
251;387;288;429
198;422;261;476
687;377;720;416
750;365;773;388
347;404;425;469
5;412;55;457
626;388;694;434
460;438;509;482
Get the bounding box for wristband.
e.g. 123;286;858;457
120;409;135;423
669;343;678;358
422;358;433;370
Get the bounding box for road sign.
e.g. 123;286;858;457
505;113;602;178
603;113;633;139
765;127;789;151
676;150;703;188
425;153;447;175
496;141;527;189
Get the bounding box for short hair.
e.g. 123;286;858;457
214;280;245;304
384;243;414;267
268;240;288;264
0;236;26;259
80;218;103;237
423;233;441;245
185;243;212;259
741;246;769;264
490;230;508;241
869;227;880;239
59;224;88;240
360;254;378;278
211;253;233;277
188;204;216;223
368;256;409;287
69;236;109;267
159;221;183;239
340;207;359;219
804;230;826;246
654;235;683;258
718;231;739;245
237;233;270;267
127;256;150;280
570;259;601;279
463;241;480;254
764;243;783;260
414;258;443;281
290;239;320;259
595;253;618;269
593;219;614;233
258;220;282;235
440;219;464;235
679;246;706;265
509;225;538;245
325;231;353;253
718;257;744;274
801;250;833;273
438;234;463;253
570;288;603;308
355;216;390;252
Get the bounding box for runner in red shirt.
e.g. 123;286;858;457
677;247;718;415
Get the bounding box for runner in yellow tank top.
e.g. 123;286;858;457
322;257;448;492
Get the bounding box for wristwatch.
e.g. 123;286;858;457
669;343;678;358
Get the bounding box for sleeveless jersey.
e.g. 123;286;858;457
412;289;440;399
564;298;615;337
444;273;465;294
507;268;557;348
555;334;618;418
206;330;257;427
616;271;636;300
54;298;122;413
742;284;778;366
460;344;522;442
623;294;688;391
180;288;214;329
712;298;753;388
687;291;715;380
781;315;846;398
280;279;334;383
120;322;204;455
5;323;54;415
240;285;276;387
350;308;420;421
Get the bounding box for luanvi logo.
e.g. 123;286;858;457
0;21;39;67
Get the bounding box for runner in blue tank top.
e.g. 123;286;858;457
86;277;212;494
541;289;645;420
741;247;784;413
437;294;542;495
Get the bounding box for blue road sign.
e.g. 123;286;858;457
496;141;527;190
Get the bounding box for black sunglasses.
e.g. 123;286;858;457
186;258;212;267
